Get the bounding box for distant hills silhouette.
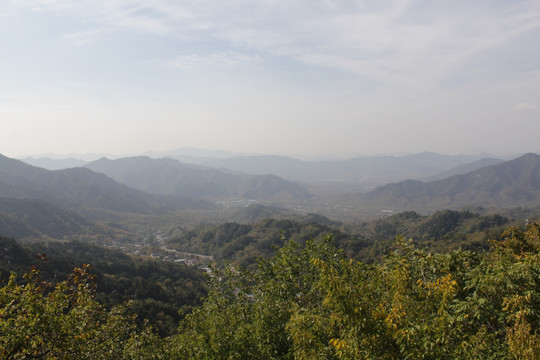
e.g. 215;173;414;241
353;153;540;211
177;151;491;187
1;151;540;240
0;154;198;214
85;156;311;201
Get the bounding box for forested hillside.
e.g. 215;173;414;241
0;197;99;239
1;223;538;359
167;218;365;268
1;152;539;358
0;236;207;336
347;209;511;256
166;210;518;265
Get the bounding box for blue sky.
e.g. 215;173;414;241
1;0;539;158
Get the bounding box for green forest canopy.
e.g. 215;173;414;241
1;222;539;359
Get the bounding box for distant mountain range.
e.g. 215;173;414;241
0;154;202;215
85;156;311;202
144;147;250;160
352;153;540;212
19;150;500;191
178;151;494;186
3;150;540;240
423;157;504;181
20;156;88;170
0;154;215;239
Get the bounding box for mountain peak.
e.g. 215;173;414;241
356;153;540;212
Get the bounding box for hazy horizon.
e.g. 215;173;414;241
10;146;533;164
1;1;539;158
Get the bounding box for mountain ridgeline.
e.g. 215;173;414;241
0;154;203;215
84;156;311;201
166;210;514;265
352;153;540;212
0;150;539;358
1;152;540;242
171;151;492;186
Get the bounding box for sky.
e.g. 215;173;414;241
1;0;539;159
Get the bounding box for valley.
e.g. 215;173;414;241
1;149;539;356
4;1;539;356
2;151;539;260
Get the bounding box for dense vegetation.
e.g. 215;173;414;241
167;218;365;268
167;210;515;266
172;226;539;359
0;237;207;336
346;209;511;258
1;223;539;359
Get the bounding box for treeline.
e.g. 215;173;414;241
167;210;514;265
167;218;366;268
172;226;539;359
0;236;207;336
1;223;538;359
346;209;511;259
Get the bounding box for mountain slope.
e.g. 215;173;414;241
354;153;540;211
19;156;88;170
189;152;490;188
425;157;504;181
0;197;93;239
0;154;200;214
85;156;311;201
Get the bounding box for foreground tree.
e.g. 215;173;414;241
0;264;166;359
290;226;539;359
171;236;344;359
172;225;539;359
1;223;538;359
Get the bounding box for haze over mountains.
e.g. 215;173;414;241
0;154;211;239
84;156;310;202
22;150;500;189
354;153;540;212
423;157;504;181
3;150;540;221
185;152;491;185
0;197;91;239
1;149;540;245
0;155;200;214
20;157;88;171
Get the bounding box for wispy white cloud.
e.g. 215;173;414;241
8;0;77;11
168;51;260;69
512;103;538;112
291;2;540;89
96;2;174;35
7;0;540;90
3;0;540;157
62;29;106;45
